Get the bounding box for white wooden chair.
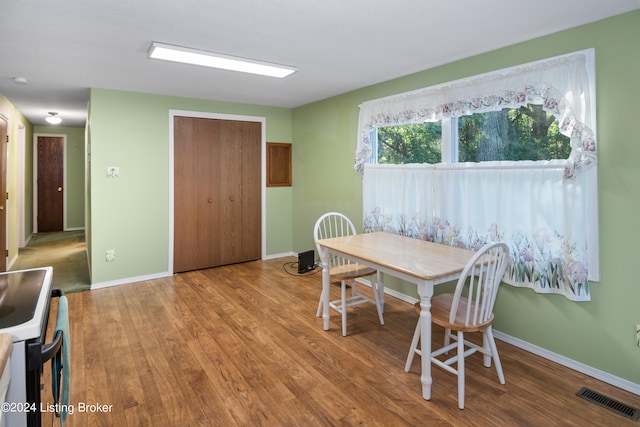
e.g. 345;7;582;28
314;212;384;336
404;242;510;409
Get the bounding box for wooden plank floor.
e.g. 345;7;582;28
40;257;640;426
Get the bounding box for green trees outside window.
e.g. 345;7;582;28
377;104;570;164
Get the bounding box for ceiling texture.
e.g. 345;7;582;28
1;0;638;127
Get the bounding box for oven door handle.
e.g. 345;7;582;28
41;289;65;364
41;329;63;364
27;289;65;371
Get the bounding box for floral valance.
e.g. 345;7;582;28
355;49;597;180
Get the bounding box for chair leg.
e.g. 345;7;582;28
404;319;421;372
457;331;465;409
482;329;492;367
443;327;452;354
341;280;347;336
485;327;505;384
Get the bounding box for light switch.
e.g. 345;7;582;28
107;166;120;178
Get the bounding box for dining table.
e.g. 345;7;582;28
315;231;475;400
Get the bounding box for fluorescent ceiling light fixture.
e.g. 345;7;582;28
148;42;297;78
45;112;62;125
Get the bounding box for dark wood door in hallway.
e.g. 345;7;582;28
37;135;64;232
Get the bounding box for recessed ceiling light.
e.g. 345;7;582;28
13;77;28;85
45;112;62;125
147;42;297;78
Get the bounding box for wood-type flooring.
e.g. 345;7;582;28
39;257;640;426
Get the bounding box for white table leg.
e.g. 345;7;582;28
377;271;385;311
319;246;331;330
418;282;434;400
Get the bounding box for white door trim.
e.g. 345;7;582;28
17;122;26;247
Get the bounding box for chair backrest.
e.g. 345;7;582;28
314;212;358;268
449;242;510;327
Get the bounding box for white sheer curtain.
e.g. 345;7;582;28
363;163;596;301
359;50;598;301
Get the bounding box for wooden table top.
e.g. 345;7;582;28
316;231;474;281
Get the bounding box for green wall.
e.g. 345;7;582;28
88;89;293;284
33;125;86;230
291;10;640;385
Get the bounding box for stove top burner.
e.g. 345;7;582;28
0;269;47;329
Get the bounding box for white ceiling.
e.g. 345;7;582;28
1;0;638;127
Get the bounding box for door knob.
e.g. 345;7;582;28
207;198;212;203
57;187;63;192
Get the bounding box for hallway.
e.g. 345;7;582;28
10;230;90;294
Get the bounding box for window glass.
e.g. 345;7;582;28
458;104;570;162
377;122;442;164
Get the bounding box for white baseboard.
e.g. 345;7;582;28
264;251;296;260
92;252;299;289
493;330;640;396
356;277;640;396
6;254;18;270
91;272;172;290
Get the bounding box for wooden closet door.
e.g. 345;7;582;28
196;117;222;269
217;120;241;265
174;116;200;272
174;116;261;273
217;120;261;265
238;121;262;262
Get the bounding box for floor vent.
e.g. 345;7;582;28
576;387;640;421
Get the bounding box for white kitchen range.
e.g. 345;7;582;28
0;267;65;427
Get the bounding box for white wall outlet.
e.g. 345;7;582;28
105;249;116;262
107;166;120;178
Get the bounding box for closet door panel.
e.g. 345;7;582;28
218;120;243;265
198;118;222;269
240;121;262;262
174;116;200;272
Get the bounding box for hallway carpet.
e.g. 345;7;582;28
11;230;90;294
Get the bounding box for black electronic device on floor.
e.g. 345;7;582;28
297;250;316;274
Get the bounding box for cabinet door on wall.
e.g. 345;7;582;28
174;116;261;273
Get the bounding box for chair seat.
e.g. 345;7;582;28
414;294;494;333
330;264;376;281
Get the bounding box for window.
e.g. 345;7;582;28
376;104;570;165
357;49;597;178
